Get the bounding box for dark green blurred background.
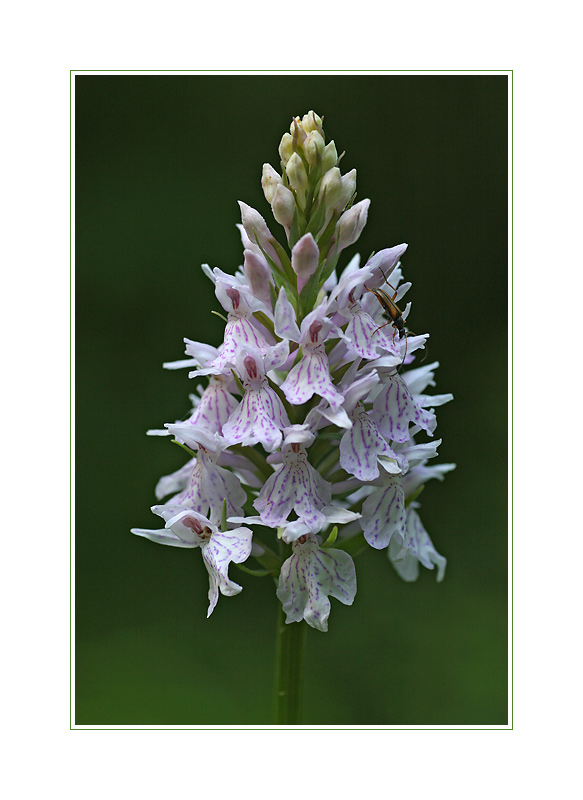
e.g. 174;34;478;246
75;74;508;725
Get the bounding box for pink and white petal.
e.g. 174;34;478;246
345;308;398;359
243;249;273;308
339;407;397;481
163;358;199;371
373;373;437;443
327;263;373;309
378;452;407;475
402;361;440;394
200;451;248;522
282;424;316;448
316;403;352;429
339;371;380;414
213;316;272;370
201;527;253;616
274;287;301;342
415;392;454;409
222;387;288;452
164;508;210;544
265;338;290;372
364;244;408;289
291;233;319;293
154;459;196;501
253;467;296;528
291;465;331;532
280;519;312;543
183;340;220;365
130;527;197;549
360;477;406;550
320;506;362;525
281;351;344;408
399;439;441;469
254;451;331;532
154;461;208;518
238;201;281;267
403;462;456;498
389;507;446;582
276;538;357;632
165;422;225;453
186;381;239;434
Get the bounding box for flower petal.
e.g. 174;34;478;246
222;384;289;452
281;350;344;408
254;447;331;532
360;476;406;549
274;287;301;342
373;372;437;443
276;537;357;631
388;507;446;582
202;527;253;616
340;404;402;481
130;527;197;548
154;458;196;501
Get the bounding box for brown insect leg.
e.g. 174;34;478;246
372;320;393;336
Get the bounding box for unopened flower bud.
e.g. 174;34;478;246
238;201;281;266
336;199;371;251
261;163;282;204
285;152;309;210
336;169;357;213
272;184;296;228
279;132;294;166
304;130;326;166
302;110;323;134
318;167;342;209
243;249;272;307
322;140;338;172
291;233;320;292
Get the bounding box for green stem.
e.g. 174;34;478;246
273;606;307;725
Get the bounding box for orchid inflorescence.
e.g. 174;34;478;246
132;111;455;632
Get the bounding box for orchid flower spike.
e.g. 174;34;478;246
132;111;454;630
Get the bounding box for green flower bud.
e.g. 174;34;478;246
322;140;338;172
304;130;326;166
290;116;308;148
279;132;294;166
318;167;342;209
272;184;296;228
285;152;309;210
262;163;282;204
301;110;323;135
336;198;370;251
336;168;357;213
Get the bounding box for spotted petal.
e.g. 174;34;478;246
373;372;437;443
388;506;446;582
360;476;406;549
344;305;398;359
276;536;357;632
281;349;344;408
184;378;239;434
340;404;404;480
154;458;196;501
253;448;331;532
202;526;254;616
222;384;290;451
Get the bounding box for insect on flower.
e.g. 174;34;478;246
365;277;406;340
365;265;427;366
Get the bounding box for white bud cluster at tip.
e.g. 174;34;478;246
261;111;358;247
